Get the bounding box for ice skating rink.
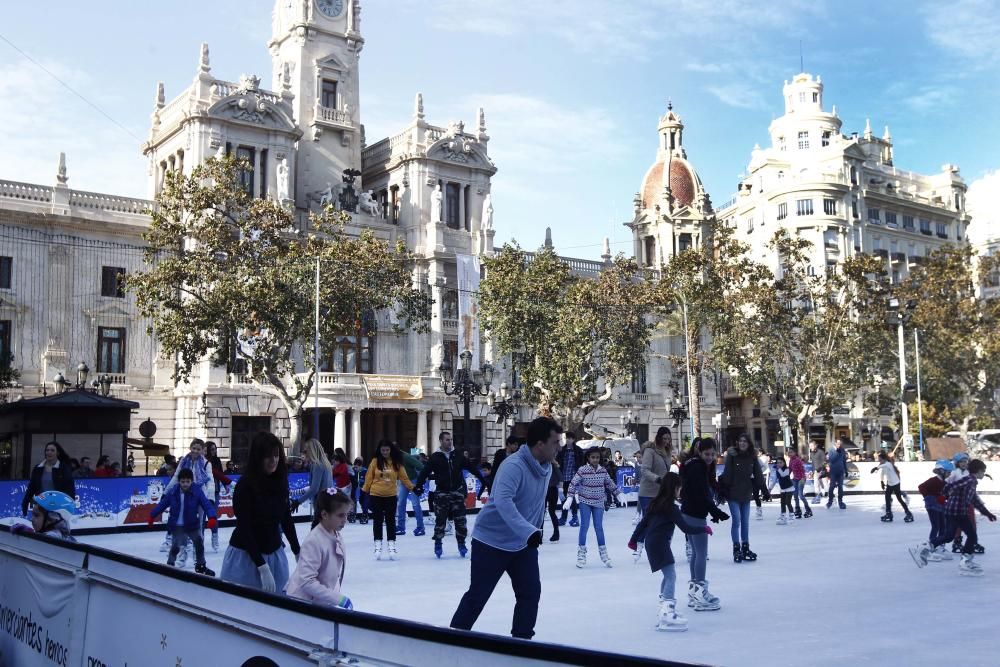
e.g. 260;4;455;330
84;496;998;667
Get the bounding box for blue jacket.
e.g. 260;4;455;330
472;443;551;551
151;484;216;531
827;447;848;478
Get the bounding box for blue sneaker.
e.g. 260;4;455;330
458;543;468;558
569;516;580;528
434;540;443;559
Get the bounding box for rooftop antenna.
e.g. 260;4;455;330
799;40;804;73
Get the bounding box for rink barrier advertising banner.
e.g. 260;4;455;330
0;473;312;529
0;528;683;667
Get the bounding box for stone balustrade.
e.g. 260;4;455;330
69;190;151;215
316;104;353;127
0;180;53;203
0;179;152;218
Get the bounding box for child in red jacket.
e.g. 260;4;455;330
909;459;954;566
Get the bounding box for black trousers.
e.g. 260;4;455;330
884;483;909;513
546;486;559;534
451;539;541;640
369;495;397;541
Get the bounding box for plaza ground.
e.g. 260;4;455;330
83;495;998;667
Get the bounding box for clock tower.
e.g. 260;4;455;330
268;0;364;209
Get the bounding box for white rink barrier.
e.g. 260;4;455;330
0;527;704;667
837;461;1000;495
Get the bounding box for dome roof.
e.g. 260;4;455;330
641;157;698;209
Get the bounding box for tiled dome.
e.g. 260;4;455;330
641;157;697;209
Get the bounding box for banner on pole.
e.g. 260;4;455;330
455;254;481;368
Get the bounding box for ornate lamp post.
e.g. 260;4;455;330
488;382;519;442
440;350;493;457
53;372;70;394
76;361;89;390
619;408;636;437
669;395;688;450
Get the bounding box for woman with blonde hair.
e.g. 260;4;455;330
292;439;334;514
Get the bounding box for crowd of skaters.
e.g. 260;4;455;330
13;418;995;642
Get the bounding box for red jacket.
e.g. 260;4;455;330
918;475;945;504
788;456;806;481
333;462;351;488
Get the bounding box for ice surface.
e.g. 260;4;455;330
83;496;998;667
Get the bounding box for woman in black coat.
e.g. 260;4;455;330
22;441;76;516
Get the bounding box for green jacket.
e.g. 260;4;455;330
402;453;424;482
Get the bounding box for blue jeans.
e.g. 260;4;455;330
638;495;653;516
396;481;424;530
827;475;845;503
578;503;606;547
792;479;806;510
659;564;677;601
727;500;750;543
683;513;708;582
451;539;541;639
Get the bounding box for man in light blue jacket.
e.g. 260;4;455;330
450;416;562;640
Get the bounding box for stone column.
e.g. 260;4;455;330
350;408;362;461
430;410;442;452
416;408;428;453
334;408;347;454
459;185;466;232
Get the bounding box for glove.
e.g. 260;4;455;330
257;564;276;593
704;525;714;536
479;490;489;501
627;539;637;551
206;517;217;530
987;512;997;522
709;508;730;523
527;531;543;548
880;482;886;491
616;492;627;505
562;495;575;511
335;595;353;610
147;516;155;527
11;522;32;534
413;486;424;497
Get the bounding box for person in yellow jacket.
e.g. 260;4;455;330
363;439;414;560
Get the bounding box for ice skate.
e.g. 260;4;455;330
754;506;763;520
387;541;398;560
803;507;813;518
733;543;743;563
412;527;426;536
176;543;191;568
569;515;580;528
159;535;172;553
434;540;443;559
935;545;953;560
549;529;560;542
374;540;383;560
959;555;983;577
909;542;930;568
776;513;787;525
881;512;893;523
741;543;757;562
211;534;219;552
687;581;720;611
576;545;587;568
787;512;796;524
195;563;215;577
598;545;613;568
952;536;964;553
838;501;846;510
974;543;985;554
903;512;914;523
458;542;467;558
656;599;688;632
632;542;644;563
926;547;944;562
444;520;454;536
794;509;802;519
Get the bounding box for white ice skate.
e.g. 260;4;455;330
687;581;720;611
444;520;454;536
787;512;796;524
755;506;763;520
935;545;953;561
959;555;983;577
632;511;642;526
211;534;219;553
656;599;688;632
908;542;931;568
159;535;172;553
632;542;644;564
776;514;787;525
598;545;613;568
387;541;398;561
176;543;191;568
374;540;384;561
576;546;587;568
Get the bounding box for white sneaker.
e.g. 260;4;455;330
374;540;383;561
959;555;983;577
598;545;613;568
755;506;763;520
387;541;398;560
776;514;787;525
576;546;587;568
936;544;954;561
656;599;688;631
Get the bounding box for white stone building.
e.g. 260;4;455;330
0;0;514;474
715;72;970;448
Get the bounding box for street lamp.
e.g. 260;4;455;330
98;374;113;397
488;382;519;442
668;393;688;450
440;349;493;457
886;298;917;460
619;408;636;436
53;372;70;394
76;361;89;389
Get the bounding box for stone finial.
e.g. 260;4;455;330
602;237;611;262
56;152;68;186
544;227;553;249
883;125;892;141
200;43;211;74
864;118;872;139
414;92;424;120
832;104;838;117
155;82;165;109
478;107;486;133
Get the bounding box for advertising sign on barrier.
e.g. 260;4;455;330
0;551;78;667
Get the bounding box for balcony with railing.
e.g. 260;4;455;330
315;104;354;131
891;252;906;264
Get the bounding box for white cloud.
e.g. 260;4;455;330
966;169;1000;244
705;83;768;110
0;59;147;197
921;0;1000;66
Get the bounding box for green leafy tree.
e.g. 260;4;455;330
478;244;653;434
129;156;431;450
0;354;20;404
711;229;895;449
898;246;1000;435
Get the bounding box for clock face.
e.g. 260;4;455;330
316;0;344;18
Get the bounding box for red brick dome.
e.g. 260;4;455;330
641;157;697;209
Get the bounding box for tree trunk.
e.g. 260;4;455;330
253;373;309;455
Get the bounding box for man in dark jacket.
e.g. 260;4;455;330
490;436;521;492
555;431;585;527
826;438;849;509
413;431;486;558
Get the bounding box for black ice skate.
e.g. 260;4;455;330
733;543;743;563
741;542;757;561
952;536;964;553
880;512;893;522
903;512;914;523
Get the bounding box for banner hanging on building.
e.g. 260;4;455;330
362;375;423;401
455;254;481;368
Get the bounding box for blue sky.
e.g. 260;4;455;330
2;0;999;258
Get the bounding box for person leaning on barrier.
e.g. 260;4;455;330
22;441;76;517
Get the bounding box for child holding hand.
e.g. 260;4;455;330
286;488;353;609
149;467;217;576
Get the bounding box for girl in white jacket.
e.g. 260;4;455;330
286;488;353;609
875;451;912;523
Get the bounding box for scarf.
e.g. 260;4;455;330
180;454;211;488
